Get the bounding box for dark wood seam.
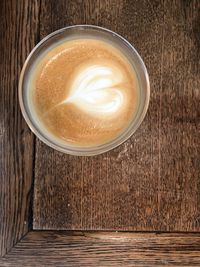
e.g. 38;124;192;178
27;137;36;230
28;0;42;231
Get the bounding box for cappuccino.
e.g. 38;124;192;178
30;38;139;146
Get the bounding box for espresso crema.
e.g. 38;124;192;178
30;38;139;146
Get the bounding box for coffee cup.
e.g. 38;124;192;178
19;25;150;156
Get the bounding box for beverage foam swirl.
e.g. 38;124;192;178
62;65;126;116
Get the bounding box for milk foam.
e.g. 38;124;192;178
62;65;125;116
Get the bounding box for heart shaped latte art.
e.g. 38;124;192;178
64;65;126;116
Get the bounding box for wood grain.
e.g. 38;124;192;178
33;0;200;231
0;0;40;256
1;231;200;266
1;0;200;265
157;0;200;231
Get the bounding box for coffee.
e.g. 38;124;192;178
30;38;139;146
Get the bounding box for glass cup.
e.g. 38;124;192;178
19;25;150;156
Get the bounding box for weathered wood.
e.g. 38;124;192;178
1;231;200;266
157;0;200;231
33;0;200;231
1;1;200;265
0;0;40;256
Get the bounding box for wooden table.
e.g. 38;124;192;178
1;0;200;266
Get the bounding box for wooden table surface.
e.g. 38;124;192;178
1;0;200;266
34;0;200;232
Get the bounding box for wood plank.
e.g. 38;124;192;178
157;0;200;231
33;0;200;231
1;231;200;266
33;0;163;231
0;0;40;256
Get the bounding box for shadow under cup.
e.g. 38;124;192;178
19;25;150;156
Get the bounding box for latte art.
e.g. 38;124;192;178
31;39;139;146
66;65;125;116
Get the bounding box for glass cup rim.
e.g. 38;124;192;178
19;24;150;156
